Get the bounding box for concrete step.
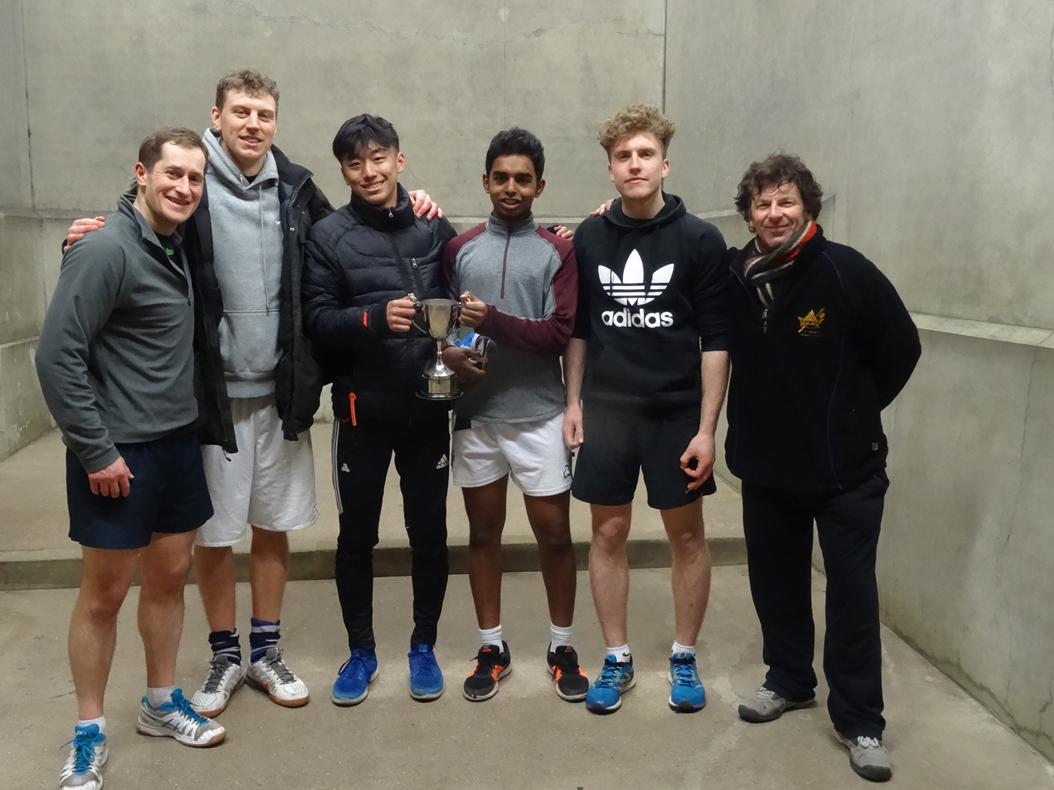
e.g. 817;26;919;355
0;424;746;589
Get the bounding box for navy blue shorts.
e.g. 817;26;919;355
66;431;213;550
571;409;716;510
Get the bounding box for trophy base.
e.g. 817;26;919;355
417;376;462;401
415;391;462;401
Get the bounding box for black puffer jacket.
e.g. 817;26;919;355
185;144;333;452
724;227;921;493
302;186;457;422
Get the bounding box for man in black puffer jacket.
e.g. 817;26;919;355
303;114;456;706
726;154;920;784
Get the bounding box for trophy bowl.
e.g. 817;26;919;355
414;298;463;401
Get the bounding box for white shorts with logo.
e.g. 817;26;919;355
451;411;572;497
196;395;318;547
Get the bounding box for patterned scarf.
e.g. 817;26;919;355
742;219;817;306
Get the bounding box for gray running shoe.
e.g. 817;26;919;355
837;732;893;782
58;723;107;790
737;684;815;723
136;689;226;747
190;654;244;717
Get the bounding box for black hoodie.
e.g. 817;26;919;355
724;226;921;492
572;194;727;416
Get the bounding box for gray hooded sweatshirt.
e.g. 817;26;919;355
202;129;284;397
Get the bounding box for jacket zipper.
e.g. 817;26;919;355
500;233;511;298
761;306;769;334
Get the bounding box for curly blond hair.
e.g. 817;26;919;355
598;103;675;157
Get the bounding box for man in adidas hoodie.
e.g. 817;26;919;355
563;104;729;715
64;70;442;720
726;154;920;783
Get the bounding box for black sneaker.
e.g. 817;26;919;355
463;642;511;701
547;645;589;702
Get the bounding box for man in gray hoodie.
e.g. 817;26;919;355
38;128;226;790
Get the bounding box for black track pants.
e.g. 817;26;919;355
331;415;450;651
741;471;889;738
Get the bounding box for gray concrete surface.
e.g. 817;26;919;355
0;424;746;589
3;568;1053;789
3;0;1054;767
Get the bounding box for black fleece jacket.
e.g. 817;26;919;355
572;194;727;416
302;186;456;423
724;227;921;492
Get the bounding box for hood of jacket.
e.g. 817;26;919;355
601;192;686;231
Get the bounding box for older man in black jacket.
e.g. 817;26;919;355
725;154;920;784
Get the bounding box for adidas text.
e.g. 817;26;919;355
601;308;674;328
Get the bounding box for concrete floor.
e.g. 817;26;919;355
3;568;1053;790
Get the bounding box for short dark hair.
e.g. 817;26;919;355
485;128;545;180
214;69;279;111
734;153;823;221
331;114;400;162
137;127;207;171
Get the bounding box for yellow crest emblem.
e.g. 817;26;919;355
797;308;826;335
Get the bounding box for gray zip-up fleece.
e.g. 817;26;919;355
202;129;283;397
441;215;577;423
35;195;197;472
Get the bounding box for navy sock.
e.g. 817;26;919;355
208;628;242;665
250;618;281;663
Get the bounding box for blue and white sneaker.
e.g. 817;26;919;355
59;723;107;790
136;689;226;747
408;643;445;701
331;648;378;706
585;657;635;714
668;652;706;712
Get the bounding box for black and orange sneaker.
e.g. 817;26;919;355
547;645;589;702
463;642;512;701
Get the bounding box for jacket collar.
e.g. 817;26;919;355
486;213;536;237
349;185;415;231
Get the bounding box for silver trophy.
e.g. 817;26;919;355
413;298;462;400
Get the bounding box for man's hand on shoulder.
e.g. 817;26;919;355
408;190;443;221
386;297;417;332
680;431;715;491
88;455;134;498
459;291;487;328
64;216;106;252
590;199;614;217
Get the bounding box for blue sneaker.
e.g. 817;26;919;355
668;652;706;712
408;643;445;701
585;657;635;714
331;648;378;706
59;723;108;790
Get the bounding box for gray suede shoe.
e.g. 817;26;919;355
737;685;815;723
836;732;893;782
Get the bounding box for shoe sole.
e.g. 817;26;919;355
409;684;445;702
547;665;588;702
135;718;226;748
331;668;379;707
585;676;636;714
245;674;310;708
463;664;512;702
738;696;815;723
192;676;245;718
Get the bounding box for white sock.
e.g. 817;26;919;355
549;622;573;651
146;686;175;708
672;641;696;656
479;624;503;650
606;643;632;663
76;716;107;732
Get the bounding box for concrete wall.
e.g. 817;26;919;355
2;0;1053;762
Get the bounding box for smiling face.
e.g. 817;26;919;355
607;131;669;214
750;181;812;252
483;154;545;223
340;141;405;207
210;89;277;177
134;142;206;235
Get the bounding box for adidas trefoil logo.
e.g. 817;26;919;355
435;454;449;470
598;249;674;306
599;249;675;329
